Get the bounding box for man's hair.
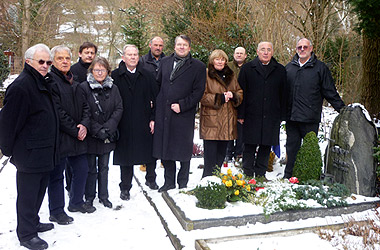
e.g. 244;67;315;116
174;35;191;47
88;56;112;76
208;49;228;67
24;44;51;60
234;47;246;54
51;45;72;60
149;36;164;45
257;41;273;51
122;44;139;55
79;42;98;54
297;38;313;46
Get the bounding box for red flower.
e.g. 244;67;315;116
255;187;264;191
248;179;256;185
289;177;299;184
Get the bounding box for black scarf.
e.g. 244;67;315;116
170;53;190;81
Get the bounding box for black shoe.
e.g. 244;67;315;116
145;181;159;190
85;199;93;206
99;199;113;208
120;190;130;201
158;184;175;192
36;223;54;233
49;212;74;225
20;236;48;250
68;203;96;213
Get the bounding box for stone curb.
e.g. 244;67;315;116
162;191;380;231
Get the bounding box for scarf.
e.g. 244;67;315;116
170;53;190;81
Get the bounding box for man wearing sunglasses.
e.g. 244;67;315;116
284;38;345;179
0;44;59;250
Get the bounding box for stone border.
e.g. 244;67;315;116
162;191;380;231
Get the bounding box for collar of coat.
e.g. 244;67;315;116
78;58;91;69
50;65;74;84
248;56;279;77
24;62;51;92
87;73;113;89
207;64;235;86
116;60;145;76
291;52;317;67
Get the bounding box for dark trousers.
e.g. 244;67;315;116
284;120;320;178
64;159;73;192
48;154;88;215
16;171;49;242
226;122;243;159
119;161;157;191
203;140;229;178
85;153;110;201
161;160;190;188
243;144;271;177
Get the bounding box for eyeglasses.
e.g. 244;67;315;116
31;58;52;66
93;69;107;73
296;45;309;51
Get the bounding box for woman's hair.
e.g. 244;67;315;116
208;49;228;68
88;56;111;76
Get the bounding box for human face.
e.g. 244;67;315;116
296;39;313;64
79;47;96;64
233;47;247;65
122;46;139;70
257;42;273;65
213;57;226;71
53;50;71;74
149;38;164;59
26;50;51;77
92;63;107;83
174;38;191;58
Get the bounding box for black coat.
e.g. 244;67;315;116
238;57;287;146
153;54;206;162
50;65;90;158
78;74;123;155
111;62;158;165
286;53;345;123
0;63;59;173
71;58;90;83
139;50;165;78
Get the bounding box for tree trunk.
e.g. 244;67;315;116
21;0;31;60
361;34;380;118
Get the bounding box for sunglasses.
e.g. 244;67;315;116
296;45;309;51
31;58;53;66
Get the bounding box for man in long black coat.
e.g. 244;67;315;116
112;44;159;200
0;44;59;250
238;41;287;178
153;35;206;192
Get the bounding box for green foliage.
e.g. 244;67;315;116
293;131;323;183
0;50;9;86
194;183;227;209
348;0;380;38
374;135;380;178
293;184;348;208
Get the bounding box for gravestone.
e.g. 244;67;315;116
325;105;378;196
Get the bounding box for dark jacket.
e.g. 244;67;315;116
139;50;165;78
153;53;206;162
78;74;123;155
71;58;91;83
200;66;243;140
111;61;158;165
238;57;287;146
50;65;90;158
0;63;59;173
286;52;345;123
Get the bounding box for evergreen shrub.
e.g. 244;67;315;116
194;183;227;209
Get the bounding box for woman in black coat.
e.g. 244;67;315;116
79;57;123;208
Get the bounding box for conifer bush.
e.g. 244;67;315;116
293;131;323;183
194;183;227;209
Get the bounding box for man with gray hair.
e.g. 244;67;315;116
48;45;94;222
284;38;345;179
112;44;159;200
238;41;287;178
0;44;59;249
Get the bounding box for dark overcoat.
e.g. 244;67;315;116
71;58;90;83
111;61;158;165
0;63;59;173
238;57;287;146
78;74;123;155
50;65;90;158
139;50;165;78
153;54;206;162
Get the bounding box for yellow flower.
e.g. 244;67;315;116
223;175;228;180
236;180;243;186
238;173;243;179
246;185;251;191
232;176;236;180
225;180;233;187
222;179;226;184
227;169;232;176
234;190;239;196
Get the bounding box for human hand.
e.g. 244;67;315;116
149;121;155;134
77;124;87;141
238;119;244;124
171;103;180;113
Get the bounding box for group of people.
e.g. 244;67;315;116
0;35;345;250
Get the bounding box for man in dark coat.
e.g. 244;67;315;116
238;41;287;178
284;38;345;178
153;35;206;192
71;42;97;83
48;45;95;221
0;44;59;250
112;44;159;200
139;36;165;78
